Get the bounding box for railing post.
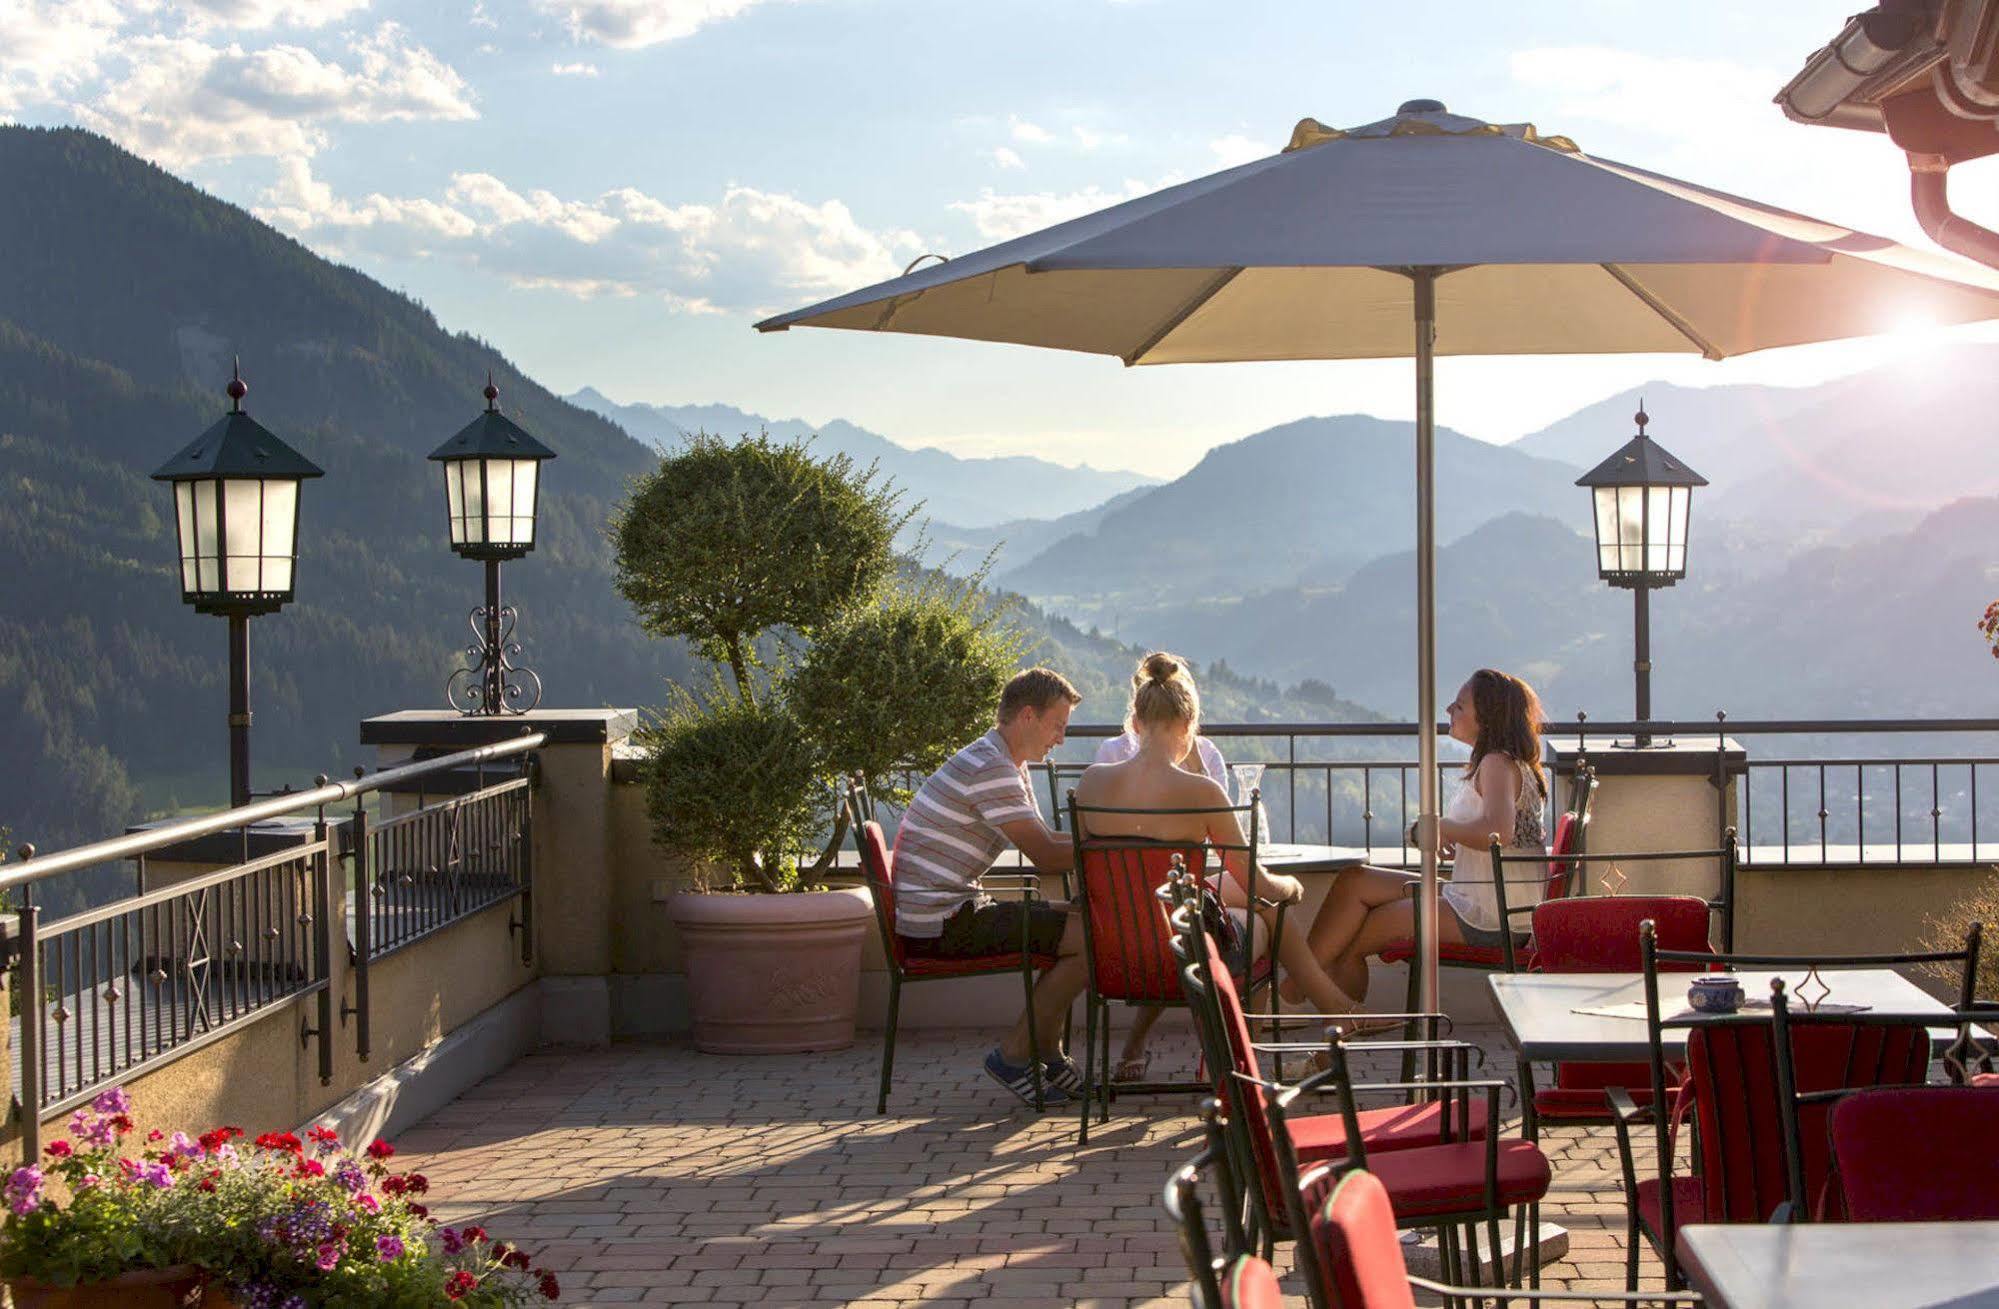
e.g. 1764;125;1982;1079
18;903;39;1165
348;789;372;1062
518;764;535;966
312;818;335;1086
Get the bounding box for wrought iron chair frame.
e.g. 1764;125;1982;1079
1163;1098;1254;1309
843;777;1067;1115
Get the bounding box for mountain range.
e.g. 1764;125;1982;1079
564;388;1155;529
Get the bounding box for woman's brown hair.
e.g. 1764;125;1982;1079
1463;668;1546;798
1128;651;1200;735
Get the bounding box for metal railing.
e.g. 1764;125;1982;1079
6;731;543;1159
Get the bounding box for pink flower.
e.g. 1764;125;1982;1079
5;1167;44;1216
90;1088;132;1117
354;1194;380;1214
76;1174;100;1190
315;1242;341;1272
376;1234;405;1261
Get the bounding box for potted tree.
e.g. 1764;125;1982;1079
612;434;1024;1054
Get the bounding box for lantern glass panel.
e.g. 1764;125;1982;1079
462;461;487;544
484;458;517;540
191;479;221;593
222;479;264;592
259;478;297;593
499;458;537;545
444;462;466;545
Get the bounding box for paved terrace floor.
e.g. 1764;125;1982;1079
400;1026;1670;1308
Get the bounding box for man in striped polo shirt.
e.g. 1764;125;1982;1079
895;667;1088;1104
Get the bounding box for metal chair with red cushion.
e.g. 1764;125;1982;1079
1613;922;1979;1290
1825;1085;1999;1221
1066;793;1286;1143
1161;865;1490;1265
1527;894;1713;1123
1164;1099;1289;1309
844;780;1060;1115
1306;1168;1701;1309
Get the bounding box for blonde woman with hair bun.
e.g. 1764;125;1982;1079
1093;652;1229;786
1075;654;1360;1080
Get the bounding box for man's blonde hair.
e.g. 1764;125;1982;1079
997;667;1082;724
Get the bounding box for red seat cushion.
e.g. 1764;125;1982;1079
1377;939;1526;970
1635;1176;1705;1236
1287;1099;1491;1163
1219;1255;1285;1309
899;951;1057;978
1534;1061;1676;1122
1365;1139;1551;1220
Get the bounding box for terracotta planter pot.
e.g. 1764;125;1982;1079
668;886;874;1053
5;1264;202;1308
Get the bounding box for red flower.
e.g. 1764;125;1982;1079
462;1226;487;1245
44;1141;71;1159
198;1170;221;1193
146;1129;165;1143
365;1139;395;1161
256;1131;303;1156
307;1126;339;1146
404;1173;428;1195
503;1249;532;1271
111;1115;134;1136
444;1270;478;1301
407;1202;429;1219
293;1159;326;1179
381;1176;407;1196
538;1272;561;1300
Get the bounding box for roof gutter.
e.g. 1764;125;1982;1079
1774;2;1941;131
1909;152;1999;268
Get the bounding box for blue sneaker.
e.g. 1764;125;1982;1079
984;1046;1066;1105
1042;1053;1088;1097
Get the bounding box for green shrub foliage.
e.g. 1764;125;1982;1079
615;435;1021;891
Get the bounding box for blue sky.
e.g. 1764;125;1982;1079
6;0;1997;476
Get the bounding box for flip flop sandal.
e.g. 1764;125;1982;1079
1112;1051;1152;1083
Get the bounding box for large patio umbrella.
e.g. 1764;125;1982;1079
755;99;1999;1014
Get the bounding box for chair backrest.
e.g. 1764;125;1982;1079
1532;895;1712;973
844;793;905;971
1307;1170;1417;1309
1070;792;1262;981
1074;838;1206;1002
1685;1017;1928;1223
1828;1086;1999;1221
1216;1257;1285;1309
1541;761;1597;900
1535;833;1740;949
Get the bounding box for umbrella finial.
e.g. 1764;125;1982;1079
1634;399;1648;436
1399;98;1447;115
484;370;500;412
226;357;247;414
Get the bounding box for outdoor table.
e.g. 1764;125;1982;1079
1677;1221;1999;1309
1489;969;1958;1064
1256;843;1368;875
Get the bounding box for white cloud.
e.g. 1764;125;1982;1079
0;0;126;114
77;23;476;166
1209;133;1267;168
1009;116;1053;145
178;0;371;31
950;180;1156;242
990;145;1024;170
535;0;769;49
552;61;600;76
257;162;922;315
1070;124;1126;151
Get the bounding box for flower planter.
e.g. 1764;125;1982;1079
5;1264;202;1308
668;886;874;1053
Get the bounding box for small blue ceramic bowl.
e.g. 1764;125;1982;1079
1687;976;1744;1014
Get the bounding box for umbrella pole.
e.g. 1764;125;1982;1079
1412;267;1442;1024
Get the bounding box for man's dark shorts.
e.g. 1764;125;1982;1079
900;900;1069;959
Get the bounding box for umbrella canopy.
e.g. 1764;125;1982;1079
757;99;1999;1015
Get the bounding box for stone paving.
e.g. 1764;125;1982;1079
398;1025;1672;1307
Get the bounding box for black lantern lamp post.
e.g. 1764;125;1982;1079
151;361;324;807
430;374;557;715
1576;404;1707;748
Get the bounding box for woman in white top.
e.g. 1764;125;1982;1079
1284;668;1550;1008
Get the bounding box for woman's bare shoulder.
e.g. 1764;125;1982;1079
1473;752;1524;793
